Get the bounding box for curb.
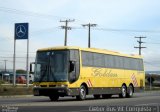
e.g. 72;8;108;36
0;95;33;98
145;90;160;92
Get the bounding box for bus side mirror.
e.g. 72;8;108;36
30;62;35;74
69;61;75;73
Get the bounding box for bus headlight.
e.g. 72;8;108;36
34;85;40;88
56;85;68;87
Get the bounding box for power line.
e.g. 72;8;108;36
134;37;146;55
145;42;160;45
72;26;160;33
144;61;160;68
82;23;97;48
1;7;160;34
31;27;59;35
95;28;160;33
0;7;67;20
0;60;26;64
0;6;89;24
60;19;75;46
0;57;35;59
0;51;36;53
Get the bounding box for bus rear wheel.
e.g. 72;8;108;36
119;85;127;98
49;95;59;101
76;85;86;100
127;85;133;98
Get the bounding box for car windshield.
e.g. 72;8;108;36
34;50;69;82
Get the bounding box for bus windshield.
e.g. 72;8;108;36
34;50;69;82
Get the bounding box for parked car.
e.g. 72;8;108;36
16;76;26;84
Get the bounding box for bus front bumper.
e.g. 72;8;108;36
33;87;79;96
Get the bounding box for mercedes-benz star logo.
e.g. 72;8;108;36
16;25;26;38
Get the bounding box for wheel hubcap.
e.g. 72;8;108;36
129;87;133;96
122;86;126;97
80;88;85;98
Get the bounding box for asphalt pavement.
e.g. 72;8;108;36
0;91;160;112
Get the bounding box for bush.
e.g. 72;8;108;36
3;87;7;91
0;86;33;95
0;80;5;85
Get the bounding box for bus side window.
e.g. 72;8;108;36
69;50;80;82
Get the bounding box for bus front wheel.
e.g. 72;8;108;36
76;85;86;100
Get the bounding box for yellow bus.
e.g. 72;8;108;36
32;46;145;101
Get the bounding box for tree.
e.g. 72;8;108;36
16;69;26;74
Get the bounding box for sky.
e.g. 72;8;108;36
0;0;160;71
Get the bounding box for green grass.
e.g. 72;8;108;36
145;84;160;91
0;85;33;96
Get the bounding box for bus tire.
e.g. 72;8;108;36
127;85;133;98
76;85;86;100
49;95;59;101
94;95;101;99
119;85;127;98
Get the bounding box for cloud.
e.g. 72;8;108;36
0;24;13;42
0;0;160;71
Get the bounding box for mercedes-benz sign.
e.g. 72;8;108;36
15;23;28;39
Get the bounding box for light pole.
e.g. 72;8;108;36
1;60;8;73
150;74;152;90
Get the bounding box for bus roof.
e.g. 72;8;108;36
37;46;142;59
